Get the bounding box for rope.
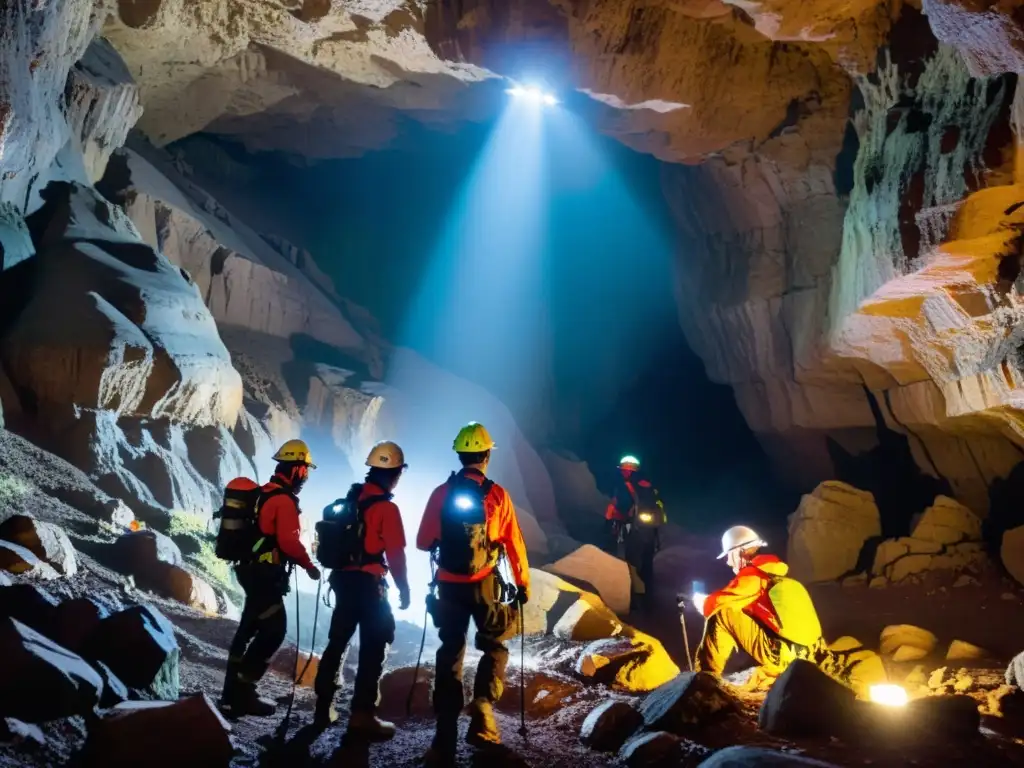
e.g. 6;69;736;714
407;560;437;717
274;570;322;743
517;604;527;739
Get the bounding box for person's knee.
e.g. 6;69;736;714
262;602;287;648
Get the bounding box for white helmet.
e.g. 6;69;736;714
717;525;766;559
365;441;407;469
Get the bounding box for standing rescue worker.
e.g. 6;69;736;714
417;422;530;765
604;456;666;611
220;439;320;717
692;525;886;696
313;441;411;738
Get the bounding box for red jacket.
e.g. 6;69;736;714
605;471;657;521
341;482;409;591
702;554;787;636
416;469;530;594
258;476;314;571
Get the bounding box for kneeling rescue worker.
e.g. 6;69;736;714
313;440;410;738
220;439;320;717
417;422;530;765
693;525;886;696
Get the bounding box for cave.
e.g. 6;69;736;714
5;1;1024;766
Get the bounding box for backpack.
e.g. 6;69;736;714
437;472;497;577
213;477;288;563
628;478;665;529
315;484;391;570
763;575;823;648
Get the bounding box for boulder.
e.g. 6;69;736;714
378;665;433;718
496;671;583;720
892;646;929;662
0;541;60;580
618;731;684;767
872;538;943;575
271;648;319;687
698;746;842;767
1006;650;1024;690
787;482;881;583
95;661;130;709
860;694;981;743
912;497;982;546
79;695;232;767
577;634;681;693
52;597;108;653
759;660;857;738
580;700;643;752
0;717;46;749
0;584;61;638
161;565;218;614
81;605;180;700
0;618;103;722
1002;526;1024;587
0;516;77;576
638;672;738;736
0;203;34;271
946;640;987;661
880;625;938;657
545;545;631;615
113;529;183;571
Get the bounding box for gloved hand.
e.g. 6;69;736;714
306;565;322;581
514;585;529;605
398;585;411;611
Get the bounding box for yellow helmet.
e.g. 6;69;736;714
366;441;407;469
453;422;496;453
272;439;316;468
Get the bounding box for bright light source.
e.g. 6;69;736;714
454;494;475;511
869;684;908;707
506;85;558;107
332;504;343;513
638;512;653;523
692;592;708;614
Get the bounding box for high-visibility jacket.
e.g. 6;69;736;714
703;554;822;648
416;468;530;595
340;482;409;592
257;475;314;571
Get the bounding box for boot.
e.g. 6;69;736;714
423;716;457;766
221;680;276;718
348;711;396;742
312;694;338;730
466;697;501;747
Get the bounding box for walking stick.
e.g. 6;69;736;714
517;605;527;739
676;593;693;672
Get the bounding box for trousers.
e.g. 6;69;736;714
227;564;289;685
314;570;396;712
694;606;795;678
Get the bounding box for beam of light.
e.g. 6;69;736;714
869;684;908;707
506;85;558;106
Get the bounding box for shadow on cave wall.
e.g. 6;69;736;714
828;387;950;539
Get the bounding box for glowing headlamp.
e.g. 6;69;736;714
638;512;654;523
454;494;475;511
869;684;908;707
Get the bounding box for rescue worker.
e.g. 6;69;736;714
221;439;320;717
313;441;411;738
604;456;666;611
417;422;530;765
693;525;886;696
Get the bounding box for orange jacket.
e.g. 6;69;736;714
702;554;788;636
341;482;409;591
605;471;657;521
259;476;314;571
416;469;530;594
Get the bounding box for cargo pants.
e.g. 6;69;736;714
226;563;289;687
314;570;396;712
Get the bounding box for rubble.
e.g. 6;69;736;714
81;605;180;700
79;695;233;767
786;482;881;583
911;497;982;546
0;618;103;722
0;515;78;576
946;640;988;662
580;700;643;752
759;660;856;739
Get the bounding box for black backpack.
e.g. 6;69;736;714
437;472;497;577
315;484;391;570
629;478;665;529
213;478;290;562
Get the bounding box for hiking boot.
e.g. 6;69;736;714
424;720;457;766
221;681;276;718
466;698;501;747
423;745;456;767
348;711;396;741
312;695;338;729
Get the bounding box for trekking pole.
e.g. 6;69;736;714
408;562;437;717
676;594;693;672
517;604;527;739
276;572;322;742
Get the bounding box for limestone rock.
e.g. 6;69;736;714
871;538;942;575
759;660;857;739
546;545;630;616
0;204;34;270
378;665;432;719
1002;526;1024;587
828;636;863;652
0;541;60;581
892;645;929;662
787;482;880;583
65;38;143;182
80;695;232;767
576;634;681;694
618;731;684;768
637;672;738;736
0;618;103;723
109;530;214;611
880;625;938;657
698;746;843;767
95;661;130;709
580;700;643;752
81;605;180;700
0;516;78;576
495;671;584;721
946;640;987;662
0;584;61;638
912;497;982;546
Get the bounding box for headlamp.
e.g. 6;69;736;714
454;494;475;511
638;512;654;523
